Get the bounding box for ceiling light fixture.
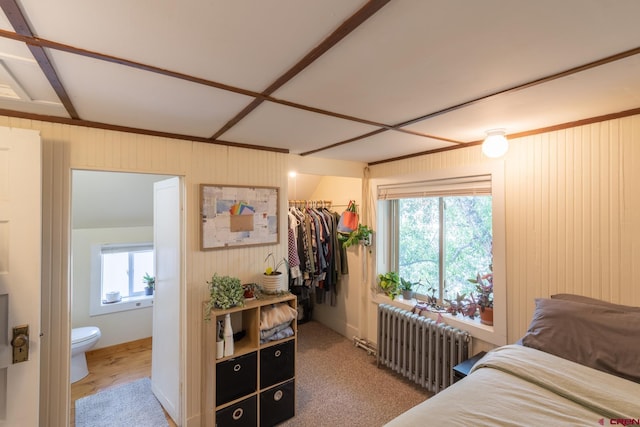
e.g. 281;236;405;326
482;129;508;158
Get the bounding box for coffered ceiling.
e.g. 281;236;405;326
1;0;639;164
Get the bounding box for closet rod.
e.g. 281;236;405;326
288;199;333;209
287;200;355;209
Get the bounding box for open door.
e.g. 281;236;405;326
151;177;182;424
0;127;41;425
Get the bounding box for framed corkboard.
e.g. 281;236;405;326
200;184;279;250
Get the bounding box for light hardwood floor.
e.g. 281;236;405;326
70;337;177;427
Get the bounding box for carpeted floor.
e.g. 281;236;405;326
75;377;169;427
280;321;430;427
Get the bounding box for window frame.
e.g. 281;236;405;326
374;162;507;346
89;243;154;316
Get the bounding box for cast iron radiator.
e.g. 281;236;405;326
377;304;470;394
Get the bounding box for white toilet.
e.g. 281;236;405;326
71;326;101;383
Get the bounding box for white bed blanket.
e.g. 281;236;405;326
385;344;640;427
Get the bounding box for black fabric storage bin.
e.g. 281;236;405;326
216;395;257;427
260;340;295;388
260;380;295;427
216;352;257;406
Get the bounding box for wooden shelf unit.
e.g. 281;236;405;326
203;293;297;426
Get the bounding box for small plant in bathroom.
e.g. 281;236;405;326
143;272;155;295
205;274;244;320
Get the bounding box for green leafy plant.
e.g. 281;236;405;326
400;277;415;291
378;271;401;300
205;273;244;319
468;265;493;309
143;272;155;290
445;292;478;319
264;253;289;275
342;224;373;248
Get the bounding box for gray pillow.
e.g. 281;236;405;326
551;293;640;312
522;298;640;383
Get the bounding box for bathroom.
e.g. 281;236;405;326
70;170;175;382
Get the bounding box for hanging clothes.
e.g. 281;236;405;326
287;203;348;306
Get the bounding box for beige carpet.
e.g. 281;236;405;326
280;321;430;427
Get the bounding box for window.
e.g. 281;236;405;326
395;196;493;301
90;243;155;316
101;244;154;298
375;164;506;346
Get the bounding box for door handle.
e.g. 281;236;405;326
11;325;29;363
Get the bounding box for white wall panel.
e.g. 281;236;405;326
370;115;640;346
3;111;639;425
0;114;289;426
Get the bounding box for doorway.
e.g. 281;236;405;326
69;170;183;425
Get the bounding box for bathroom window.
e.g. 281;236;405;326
89;243;155;316
101;243;154;299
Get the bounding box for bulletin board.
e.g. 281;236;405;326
200;184;279;250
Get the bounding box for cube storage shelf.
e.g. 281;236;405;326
204;293;297;427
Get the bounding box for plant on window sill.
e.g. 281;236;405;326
378;271;401;300
468;265;493;325
143;272;155;295
445;292;479;319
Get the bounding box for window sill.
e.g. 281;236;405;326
90;295;154;316
373;294;505;346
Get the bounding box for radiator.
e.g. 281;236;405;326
377;304;470;394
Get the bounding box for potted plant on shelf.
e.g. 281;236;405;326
342;224;374;248
378;271;401;300
204;273;244;320
143;273;155;296
263;253;289;293
469;265;493;325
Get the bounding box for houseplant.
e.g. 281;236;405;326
445;292;478;319
469;267;493;325
143;272;155;296
342;224;373;248
378;271;401;300
204;273;244;319
263;253;289;293
399;277;416;300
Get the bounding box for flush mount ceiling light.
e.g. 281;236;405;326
482;129;509;158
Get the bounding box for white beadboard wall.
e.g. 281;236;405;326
4;112;639;426
0;116;289;426
369;114;640;344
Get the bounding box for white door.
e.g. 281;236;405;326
0;127;41;426
151;177;182;424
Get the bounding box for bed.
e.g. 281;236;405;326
385;294;640;426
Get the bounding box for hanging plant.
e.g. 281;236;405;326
342;224;373;248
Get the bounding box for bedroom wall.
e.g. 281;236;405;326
368;114;640;345
8;112;638;424
0;114;364;426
